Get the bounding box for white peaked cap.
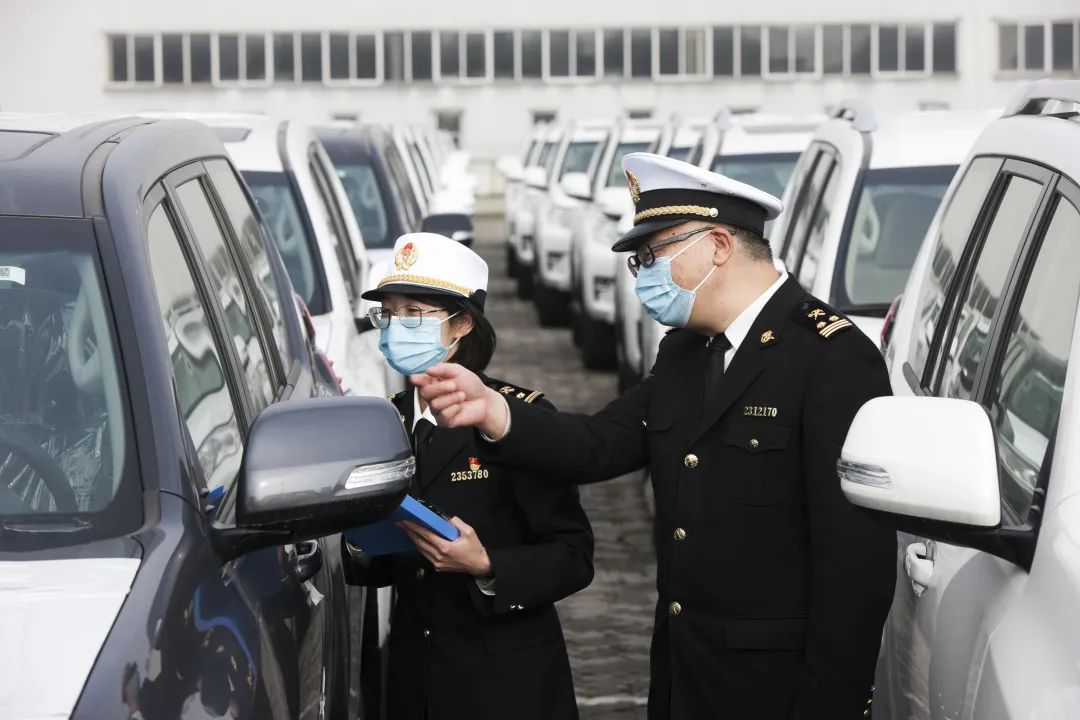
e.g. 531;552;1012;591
362;232;490;310
613;152;784;251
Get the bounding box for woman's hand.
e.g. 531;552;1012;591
399;517;493;577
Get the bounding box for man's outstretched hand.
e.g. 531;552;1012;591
411;363;509;440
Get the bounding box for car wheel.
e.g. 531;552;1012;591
507;247;520;278
581;316;617;369
534;274;569;327
516;268;534;300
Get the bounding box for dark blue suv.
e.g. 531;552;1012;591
0;116;411;719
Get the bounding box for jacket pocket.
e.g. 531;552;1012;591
721;422;790;453
725;616;807;650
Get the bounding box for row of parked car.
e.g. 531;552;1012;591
500;79;1080;719
0;112;477;719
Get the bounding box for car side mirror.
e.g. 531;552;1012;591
213;396;412;560
421;213;475;246
524;166;548;189
598;187;628;220
560;172;592;201
497;155;524;182
837;396;1035;566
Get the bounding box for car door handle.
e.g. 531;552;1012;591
904;542;934;597
291;540;323;584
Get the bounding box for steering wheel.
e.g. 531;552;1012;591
0;424;78;513
68;287;104;394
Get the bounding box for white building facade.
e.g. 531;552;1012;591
1;0;1078;164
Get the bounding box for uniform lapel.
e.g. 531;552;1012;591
692;277;805;442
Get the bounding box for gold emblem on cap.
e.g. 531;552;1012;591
626;169;641;204
394;241;419;271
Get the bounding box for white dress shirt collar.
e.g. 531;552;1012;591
411;386;437;432
719;272;788;363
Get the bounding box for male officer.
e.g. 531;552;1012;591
413;153;896;719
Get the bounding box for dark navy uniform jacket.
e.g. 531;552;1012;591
343;375;594;720
481;277;896;720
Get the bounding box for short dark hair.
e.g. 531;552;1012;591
417;294;496;373
725;224;773;263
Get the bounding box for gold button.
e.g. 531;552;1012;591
423;629;431;638
750;438;760;449
683;454;699;468
673;528;687;541
668;601;682;616
416;568;426;580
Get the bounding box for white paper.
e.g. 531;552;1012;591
0;266;25;285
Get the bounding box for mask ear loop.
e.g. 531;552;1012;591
439;310;464;349
669;228;716;292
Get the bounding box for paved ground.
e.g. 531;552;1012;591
477;216;656;719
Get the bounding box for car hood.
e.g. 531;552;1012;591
0;558;140;719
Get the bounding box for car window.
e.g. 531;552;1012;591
0;217;130;522
988;191;1079;525
559;141;600;180
782;150;835;282
536;141;557;169
908;157;1000;382
308;151;361;304
243;170;328;316
606;142;653;187
712;153;800;200
175;178;275;414
147;204;243;495
836;165;957;311
335;162;392;249
406;140;434;197
936;175;1044;400
796;158;842;289
666;145;693;162
521;140;537;164
384;142;425;223
205;159;290;374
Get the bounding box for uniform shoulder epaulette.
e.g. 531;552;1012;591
792;300;854;341
487;379;545;404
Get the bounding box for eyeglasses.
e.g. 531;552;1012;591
626;226;717;277
368;305;449;329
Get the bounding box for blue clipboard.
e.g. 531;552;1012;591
344;495;461;556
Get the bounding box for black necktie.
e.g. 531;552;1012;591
703;333;732;402
412;418;436;489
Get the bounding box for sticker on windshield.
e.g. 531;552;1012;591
0;266;26;285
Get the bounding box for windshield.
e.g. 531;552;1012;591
334;163;394;249
712;152;801;199
536;142;557;171
242;171;329;315
0;217;138;548
607;142;653;187
837;165;957;310
559;141;600;180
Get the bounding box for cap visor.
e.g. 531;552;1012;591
360;283;468;303
611;218;687;252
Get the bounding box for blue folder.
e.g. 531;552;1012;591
344;495;461;556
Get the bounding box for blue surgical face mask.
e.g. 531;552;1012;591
634;232;716;328
378;312;461;376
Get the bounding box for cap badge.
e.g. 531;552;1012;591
394;241;419;270
626;169;641;204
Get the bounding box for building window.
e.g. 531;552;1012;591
133;35;155;83
548;30;570;77
713;26;734;76
905;24;926;72
385;31;406;82
300;33;321;82
630;29;652;77
438;31;460;78
603;29;624;77
878;25;900;72
465;32;486;78
329;33;350;80
576;30;597;77
493;30;515;79
437;30;487;81
522;30;542;78
850;24;872;74
740;26;762;76
436;110;462;147
357;33;379;80
411;31;433;81
218;34;240;81
532;110;557;125
658;28;679;75
658;28;707;77
627;108;653;119
246;34;267;81
874;23;929;74
273;33;295;81
109;35;128;82
162;34;184;83
823;24;844;74
932;23;957;74
999;21;1080;73
765;25;817;76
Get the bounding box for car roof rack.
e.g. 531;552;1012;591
831;99;877;133
1003;79;1080;117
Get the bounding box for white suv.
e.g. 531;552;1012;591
570;119;661;369
639;113;819;375
511;123;563;299
838;80;1080;720
772;105;997;344
531;121;609;326
498;126;545;278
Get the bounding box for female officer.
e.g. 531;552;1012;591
344;232;594;720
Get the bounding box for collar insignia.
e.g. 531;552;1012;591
760;330;776;345
394;241;419;271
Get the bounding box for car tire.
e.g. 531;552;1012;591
516;268;534;300
581;316;617;369
507;247;520;278
534;274;569;327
